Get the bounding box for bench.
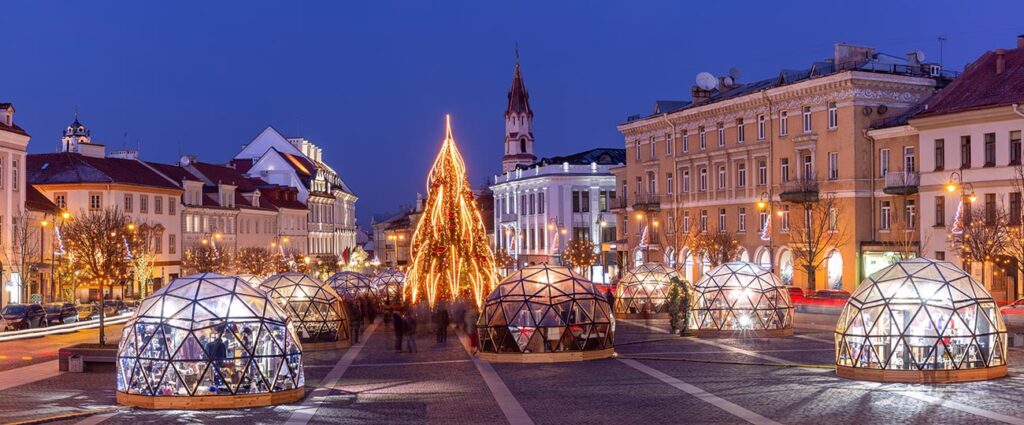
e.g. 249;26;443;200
58;344;118;373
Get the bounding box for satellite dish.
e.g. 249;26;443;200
913;50;926;63
728;67;742;79
180;155;192;167
722;76;734;87
695;72;718;90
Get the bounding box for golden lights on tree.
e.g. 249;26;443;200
407;115;497;308
562;238;596;273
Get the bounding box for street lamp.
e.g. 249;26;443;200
947;169;977;268
756;191;775;272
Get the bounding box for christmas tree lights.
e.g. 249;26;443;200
407;115;497;308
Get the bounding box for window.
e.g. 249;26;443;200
736;118;745;143
781;205;790;231
779;111;789;136
89;193;102;211
934;139;945;171
650;136;656;158
682;130;689;153
1011;131;1022;165
935;251;945;261
155;197;163;215
572;190;581;213
904;199;916;229
55;194;67;210
718;208;726;231
699;126;707;150
646;171;656;194
1011;192;1022;225
124;194;133;212
154;234;162;254
828;152;839;180
880;201;891;230
635;177;642;195
140;195;148;213
683;211;690;231
0;158;4;189
717;166;726;189
682;170;691;193
802;106;812;133
758;160;767;186
961;136;972;168
169;198;176;215
11;160;17;191
879;149;890;177
582;191;590;213
666;173;674;195
738;208;746;232
904;146;916;172
700;210;708;233
802;155;813;179
737;162;746;187
759;212;768;232
780;158;790;182
986;193;996;225
757;114;766;140
168;234;176;255
699;168;707;192
667;211;676;234
984;133;996;167
935;196;945;226
666;133;673;155
717;122;725;147
635;142;641;161
827;102;838;129
539;192;547;214
829;207;838;231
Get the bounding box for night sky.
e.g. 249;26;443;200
3;1;1023;227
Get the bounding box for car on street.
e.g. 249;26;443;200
1;304;48;331
75;304;95;321
43;303;79;325
88;300;130;320
787;287;805;303
803;289;851;306
1000;299;1024;326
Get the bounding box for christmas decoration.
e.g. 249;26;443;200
561;238;596;274
407;115;497;308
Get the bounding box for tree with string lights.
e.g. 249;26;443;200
407;115;497;308
562;238;596;274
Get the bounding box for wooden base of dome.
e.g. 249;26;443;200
117;387;304;410
835;364;1007;383
616;312;670;320
478;348;615;363
695;327;793;338
302;338;353;352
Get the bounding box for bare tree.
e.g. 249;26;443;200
888;196;925;260
62;207;141;345
951;204;1009;287
1005;165;1024;295
235;247;276;276
2;211;42;304
688;225;741;268
787;194;850;291
183;245;231;275
562;238;596;274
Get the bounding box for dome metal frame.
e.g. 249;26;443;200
326;271;377;300
477;264;615;362
116;273;304;409
260;272;350;350
371;269;406;307
834;257;1007;383
691;261;794;337
615;262;682;318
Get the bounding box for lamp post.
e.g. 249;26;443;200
946;169;977;270
53;211;70;302
597;214;608;283
39;218;48;303
755;191;774;272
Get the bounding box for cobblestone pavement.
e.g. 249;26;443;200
3;316;1024;424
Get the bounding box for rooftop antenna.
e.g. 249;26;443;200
937;36;947;67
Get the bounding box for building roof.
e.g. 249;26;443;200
145;161;201;184
190;161;259;192
506;60;532;117
916;46;1024;118
26;185;58;213
258;186;307;210
28;153;180;190
518;148;626;170
0;103;28;137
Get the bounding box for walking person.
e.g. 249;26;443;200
605;288;616;313
392;308;404;352
465;306;479;354
349;300;364;344
403;309;418;353
437;307;450;343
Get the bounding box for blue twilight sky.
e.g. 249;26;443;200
2;1;1023;227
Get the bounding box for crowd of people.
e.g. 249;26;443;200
343;297;482;354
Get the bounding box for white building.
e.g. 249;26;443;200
232;127;358;259
0;103;30;305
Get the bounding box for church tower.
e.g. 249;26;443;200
502;52;536;173
61;114;91;152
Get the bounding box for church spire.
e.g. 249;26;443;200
502;46;536;173
505;49;532;118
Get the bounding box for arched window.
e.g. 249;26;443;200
520;138;527;153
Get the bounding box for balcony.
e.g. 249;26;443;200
883;171;919;195
609;196;629;211
779;178;819;203
631;194;662;212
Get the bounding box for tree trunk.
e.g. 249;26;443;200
99;280;106;346
806;264;817;292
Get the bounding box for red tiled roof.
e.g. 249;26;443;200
258;187;307;210
191;161;259;191
230;158;253;174
145;161;201;184
917;47;1024;118
26;185;58;213
28;153;179;189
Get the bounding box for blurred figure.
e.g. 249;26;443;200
392;308;404;352
349;300;364;343
403;309;418;353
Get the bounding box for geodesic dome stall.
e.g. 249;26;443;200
477;264;615;362
615;262;683;318
835;257;1007;383
236;274;265;288
371;269;406;306
326;271;377;300
691;261;793;337
260;272;350;350
116;273;304;409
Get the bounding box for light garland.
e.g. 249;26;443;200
407;115;497;308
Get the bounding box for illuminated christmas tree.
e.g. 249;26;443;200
408;115;497;308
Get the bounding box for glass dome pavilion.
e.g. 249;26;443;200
835;257;1007;383
691;261;794;337
260;272;350;349
326;271;376;300
615;262;682;318
116;273;304;409
371;269;406;306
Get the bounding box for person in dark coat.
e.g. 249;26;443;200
605;289;616;313
436;307;451;343
349;300;364;343
403;310;418;353
392;309;404;352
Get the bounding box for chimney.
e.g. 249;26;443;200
107;149;139;160
0;104;12;127
996;49;1007;75
691;85;711;105
1018;34;1024;49
906;51;921;67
